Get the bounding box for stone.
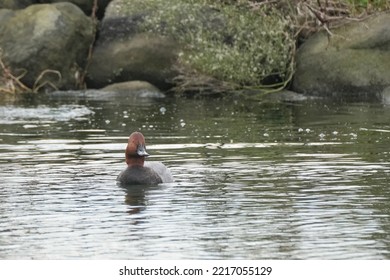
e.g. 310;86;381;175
0;2;94;91
86;0;294;93
101;81;166;98
292;13;390;101
38;0;110;19
0;0;34;10
87;31;179;90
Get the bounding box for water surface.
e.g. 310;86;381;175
0;92;390;259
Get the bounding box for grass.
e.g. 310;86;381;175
346;0;390;11
119;0;295;92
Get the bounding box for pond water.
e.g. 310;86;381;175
0;91;389;259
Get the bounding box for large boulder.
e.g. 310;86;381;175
38;0;111;19
87;29;180;90
0;8;14;24
86;3;181;90
101;81;166;99
292;13;390;101
86;0;294;92
0;0;34;9
0;2;94;91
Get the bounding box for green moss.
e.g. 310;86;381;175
118;0;295;87
346;0;390;10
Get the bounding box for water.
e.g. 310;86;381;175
0;91;390;259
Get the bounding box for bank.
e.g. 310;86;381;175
0;0;389;101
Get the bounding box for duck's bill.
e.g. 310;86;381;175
137;145;150;157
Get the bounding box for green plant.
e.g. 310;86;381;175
346;0;390;9
119;0;295;91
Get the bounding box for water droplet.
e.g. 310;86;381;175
23;124;38;129
349;133;358;139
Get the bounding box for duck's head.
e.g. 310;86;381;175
125;132;149;166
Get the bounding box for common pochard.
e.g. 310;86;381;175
117;132;174;185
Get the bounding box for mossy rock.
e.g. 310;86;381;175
0;0;34;9
39;0;111;19
87;0;295;92
0;2;94;91
87;32;180;90
101;81;165;99
292;13;390;100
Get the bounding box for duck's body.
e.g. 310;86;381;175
117;165;163;185
117;132;173;185
145;162;174;182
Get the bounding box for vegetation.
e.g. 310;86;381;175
346;0;390;11
114;0;389;95
0;49;61;94
1;0;389;95
118;0;295;93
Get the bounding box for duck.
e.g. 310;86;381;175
117;131;174;185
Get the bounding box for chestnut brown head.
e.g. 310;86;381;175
125;132;149;166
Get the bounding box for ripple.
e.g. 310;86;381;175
1;99;390;259
0;105;94;124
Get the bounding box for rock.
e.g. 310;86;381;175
38;0;110;19
44;89;166;106
101;81;166;98
0;2;94;91
45;81;165;102
263;90;312;102
0;9;14;23
87;31;179;90
0;0;34;10
380;86;390;105
86;1;182;90
292;13;390;101
86;0;294;93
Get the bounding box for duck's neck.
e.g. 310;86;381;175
126;156;145;167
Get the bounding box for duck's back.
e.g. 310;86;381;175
145;162;174;183
117;166;162;185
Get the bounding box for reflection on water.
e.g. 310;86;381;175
0;92;390;259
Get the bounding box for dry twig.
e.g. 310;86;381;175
1;48;61;94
